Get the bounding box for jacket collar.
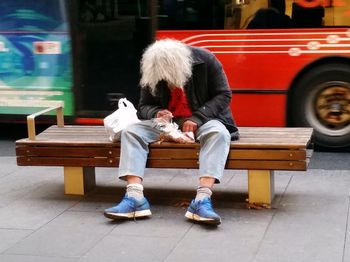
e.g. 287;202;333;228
190;47;205;66
192;57;204;66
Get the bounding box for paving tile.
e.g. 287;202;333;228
0;254;78;262
254;221;345;262
342;199;350;262
282;170;350;206
278;170;350;202
94;168;119;186
79;235;179;262
0;229;33;253
0;157;18;178
92;168;180;197
308;152;350;170
143;168;178;184
0;140;16;157
222;171;293;209
218;206;274;225
109;205;192;238
4;211;114;258
164;219;268;262
0;166;63;207
0;182;80;230
1;154;350;262
68;194;122;213
253;171;350;262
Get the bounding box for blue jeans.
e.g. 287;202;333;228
118;119;231;183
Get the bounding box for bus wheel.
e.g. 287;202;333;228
291;64;350;148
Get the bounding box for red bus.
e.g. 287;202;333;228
156;0;350;148
1;0;350;148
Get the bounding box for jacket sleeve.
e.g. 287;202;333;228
137;87;163;120
189;52;232;125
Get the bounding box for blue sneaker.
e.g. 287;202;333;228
185;198;221;225
104;194;152;219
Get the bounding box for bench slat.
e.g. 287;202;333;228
17;156;308;171
16;125;313;149
17;156;116;167
16;145;306;161
16;146;120;157
148;159;308;170
228;149;306;160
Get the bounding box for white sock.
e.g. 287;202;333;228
126;183;144;200
195;187;212;202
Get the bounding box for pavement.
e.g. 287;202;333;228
1;149;350;262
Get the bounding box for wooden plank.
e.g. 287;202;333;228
225;160;307;171
16;155;308;170
228;149;306;160
239;131;313;137
16;126;313;150
229;143;309;149
238;127;313;134
16;139;113;146
16;126;312;154
16;138;310;149
149;149;307;161
16;146;120;157
16;156;119;167
16;143;307;160
33;125;313;137
148;159;307;170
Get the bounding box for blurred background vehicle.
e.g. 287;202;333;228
0;0;349;148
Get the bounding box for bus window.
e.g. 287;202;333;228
158;0;227;30
72;0;153;117
159;0;350;30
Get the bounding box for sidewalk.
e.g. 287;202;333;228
1;153;350;262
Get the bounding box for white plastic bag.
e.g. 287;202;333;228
103;98;140;142
152;117;195;144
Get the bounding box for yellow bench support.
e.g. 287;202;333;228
248;170;275;208
64;167;96;195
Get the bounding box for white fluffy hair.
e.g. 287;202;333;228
140;39;193;94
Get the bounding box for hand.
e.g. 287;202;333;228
182;120;198;133
156;109;173;118
156;110;173;120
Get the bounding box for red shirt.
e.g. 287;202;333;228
168;88;192;118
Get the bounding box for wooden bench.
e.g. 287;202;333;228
15;105;313;208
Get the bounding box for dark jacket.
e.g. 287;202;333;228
137;46;239;140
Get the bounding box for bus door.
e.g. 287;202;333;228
71;0;155;119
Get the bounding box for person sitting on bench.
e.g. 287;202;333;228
104;39;239;226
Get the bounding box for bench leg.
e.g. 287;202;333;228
247;170;275;208
64;167;96;195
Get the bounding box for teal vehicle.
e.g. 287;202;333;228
0;0;154;123
0;0;74;118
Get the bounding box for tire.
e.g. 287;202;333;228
290;63;350;148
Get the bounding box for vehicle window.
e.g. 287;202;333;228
0;0;68;31
157;0;350;30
